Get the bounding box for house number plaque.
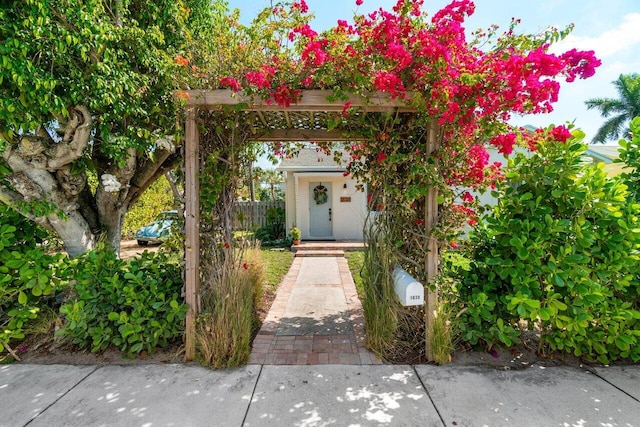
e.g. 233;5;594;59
340;197;351;202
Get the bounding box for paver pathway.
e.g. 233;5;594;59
249;255;382;365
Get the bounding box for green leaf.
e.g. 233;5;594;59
539;307;551;321
18;291;28;304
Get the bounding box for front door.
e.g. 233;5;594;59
309;182;332;238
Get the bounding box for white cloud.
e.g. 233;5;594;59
551;13;640;57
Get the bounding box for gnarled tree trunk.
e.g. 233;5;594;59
1;106;180;257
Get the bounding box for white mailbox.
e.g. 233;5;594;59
392;267;424;306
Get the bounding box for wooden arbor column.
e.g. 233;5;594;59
184;107;200;361
424;121;440;362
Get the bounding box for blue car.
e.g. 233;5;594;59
135;210;179;246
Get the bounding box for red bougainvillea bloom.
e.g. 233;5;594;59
292;0;309;13
462;191;474;204
414;219;425;226
373;72;406;99
271;85;302;107
377;152;388;164
466;145;490;181
220;77;242;92
560;49;601;82
551;125;572;142
245;71;271;89
490;133;517;155
342;101;352;117
356;0;363;5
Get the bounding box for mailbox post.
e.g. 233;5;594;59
392;267;424;306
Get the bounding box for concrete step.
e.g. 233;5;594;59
294;249;345;257
291;242;364;253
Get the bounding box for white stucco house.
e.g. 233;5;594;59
277;148;367;241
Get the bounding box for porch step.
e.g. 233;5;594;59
293;249;345;257
291;241;365;253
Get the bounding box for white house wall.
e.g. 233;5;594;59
286;172;366;240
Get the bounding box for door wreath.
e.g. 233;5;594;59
313;184;328;205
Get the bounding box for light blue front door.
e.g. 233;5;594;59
309;182;332;238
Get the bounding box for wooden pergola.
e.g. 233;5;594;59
181;89;440;361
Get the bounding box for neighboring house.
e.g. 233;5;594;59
583;145;627;176
278;148;367;241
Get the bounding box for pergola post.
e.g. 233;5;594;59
184;107;200;361
424;120;440;362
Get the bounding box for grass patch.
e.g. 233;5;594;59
261;249;294;293
429;303;458;365
344;250;365;298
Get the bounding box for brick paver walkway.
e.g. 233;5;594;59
249;256;382;365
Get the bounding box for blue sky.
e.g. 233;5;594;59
227;0;640;148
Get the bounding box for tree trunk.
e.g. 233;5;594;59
49;211;96;257
1;105;180;258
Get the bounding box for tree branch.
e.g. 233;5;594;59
0;185;54;232
127;152;181;207
47;106;92;169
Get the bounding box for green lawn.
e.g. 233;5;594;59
261;248;294;292
344;251;365;298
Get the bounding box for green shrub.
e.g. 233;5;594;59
456;129;640;363
58;248;187;356
617;117;640;204
1;205;68;356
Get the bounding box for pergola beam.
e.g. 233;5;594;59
183;89;414;112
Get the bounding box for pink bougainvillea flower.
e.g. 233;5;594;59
462;191;474;204
220;76;242;92
271;85;302;107
342;101;352;117
356;0;363;5
291;0;309;13
490;133;517;155
560;49;601;82
245;71;271;89
551;125;572;143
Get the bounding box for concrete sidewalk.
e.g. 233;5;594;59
2;254;639;426
1;362;639;426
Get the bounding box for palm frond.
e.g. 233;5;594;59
587;73;640;143
591;114;627;144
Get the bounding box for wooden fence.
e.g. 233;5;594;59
232;201;285;230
